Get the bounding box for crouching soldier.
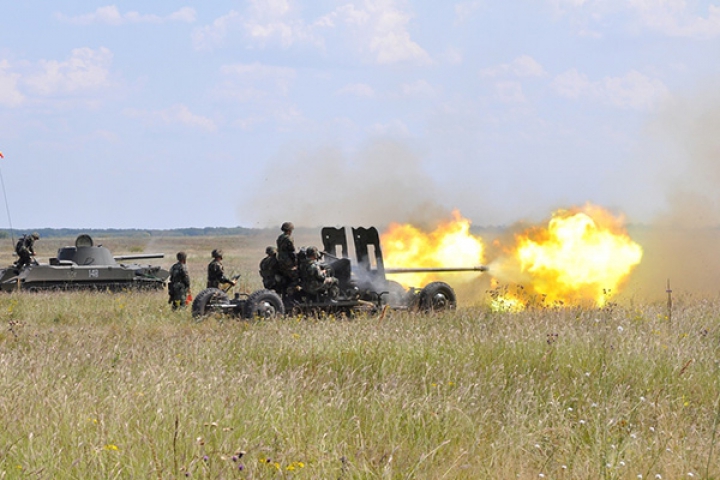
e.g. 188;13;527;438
300;246;339;299
168;251;191;310
14;232;40;269
259;246;281;290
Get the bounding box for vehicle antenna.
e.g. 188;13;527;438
0;160;15;248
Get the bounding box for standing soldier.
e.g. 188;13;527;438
14;232;40;269
276;222;296;275
259;246;280;290
168;251;191;310
207;249;236;289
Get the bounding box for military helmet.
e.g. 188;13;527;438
211;249;223;259
281;221;294;232
176;251;187;262
306;246;319;258
265;246;276;255
32;232;40;240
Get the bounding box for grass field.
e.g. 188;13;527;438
1;234;719;479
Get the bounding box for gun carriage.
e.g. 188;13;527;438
192;226;487;319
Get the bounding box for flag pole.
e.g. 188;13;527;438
0;153;15;248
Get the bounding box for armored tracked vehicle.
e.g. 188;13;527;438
192;226;487;319
0;234;169;292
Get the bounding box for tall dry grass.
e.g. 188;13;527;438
1;285;719;479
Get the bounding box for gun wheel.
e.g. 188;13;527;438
192;288;230;320
419;282;457;312
245;289;285;319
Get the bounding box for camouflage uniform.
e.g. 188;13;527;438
168;259;190;310
259;247;280;290
276;232;296;272
207;258;233;289
15;233;39;269
300;249;339;297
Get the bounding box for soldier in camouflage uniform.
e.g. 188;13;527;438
14;232;40;269
276;222;296;273
259;246;280;290
207;249;236;289
299;246;339;298
168;251;191;310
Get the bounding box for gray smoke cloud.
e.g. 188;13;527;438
623;81;720;300
241;138;452;229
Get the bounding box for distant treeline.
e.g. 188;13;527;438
0;227;265;239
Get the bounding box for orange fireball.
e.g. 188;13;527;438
381;210;486;287
494;204;643;307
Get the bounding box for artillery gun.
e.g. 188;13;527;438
0;234;169;292
191;226;487;319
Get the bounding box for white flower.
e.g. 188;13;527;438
618;326;624;333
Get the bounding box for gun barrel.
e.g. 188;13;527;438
114;253;165;261
385;265;488;274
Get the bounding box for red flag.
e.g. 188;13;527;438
0;152;4;158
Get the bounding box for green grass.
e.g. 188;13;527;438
1;287;719;479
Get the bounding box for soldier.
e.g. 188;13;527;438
300;246;339;299
207;249;236;289
259;246;280;290
14;232;40;269
276;222;296;274
168;251;191;310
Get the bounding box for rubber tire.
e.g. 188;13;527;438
418;282;457;312
245;289;285;319
192;288;230;319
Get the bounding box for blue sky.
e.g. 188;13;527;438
1;1;719;229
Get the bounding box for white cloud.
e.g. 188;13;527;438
480;55;547;78
193;1;326;51
243;0;326;48
218;63;297;101
194;0;431;65
335;83;376;97
338;0;432;65
56;6;196;25
441;47;464;65
550;0;720;38
123;104;216;131
368;118;411;136
24;47;114;96
602;70;671;109
454;1;484;23
400;79;436;97
551;68;592;99
552;68;670;109
495;81;526;103
192;11;242;50
0;61;25;107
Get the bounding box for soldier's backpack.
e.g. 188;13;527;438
15;236;26;256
